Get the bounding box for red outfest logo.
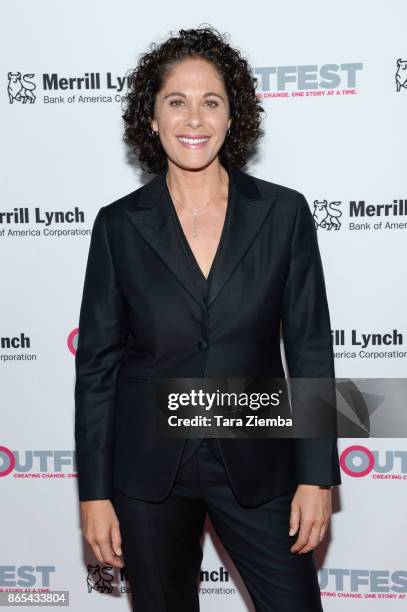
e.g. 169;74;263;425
67;327;79;355
0;445;16;476
0;445;76;477
340;444;407;480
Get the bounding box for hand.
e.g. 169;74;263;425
80;500;124;568
289;484;332;554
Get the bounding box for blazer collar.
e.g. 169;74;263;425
124;166;277;308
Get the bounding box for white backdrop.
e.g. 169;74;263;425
1;1;406;610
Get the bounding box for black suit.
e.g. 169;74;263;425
74;166;341;505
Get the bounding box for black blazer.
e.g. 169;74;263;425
74;166;341;505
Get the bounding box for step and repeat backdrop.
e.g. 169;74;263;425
1;1;406;610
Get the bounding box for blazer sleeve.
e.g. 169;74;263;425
74;206;129;502
281;192;342;487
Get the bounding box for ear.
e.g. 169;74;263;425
150;117;158;133
228;118;232;130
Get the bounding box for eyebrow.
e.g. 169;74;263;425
162;91;225;101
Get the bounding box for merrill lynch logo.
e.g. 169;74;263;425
313;200;342;231
7;72;36;103
312;198;407;232
396;58;407;92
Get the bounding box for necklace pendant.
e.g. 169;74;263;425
193;231;198;238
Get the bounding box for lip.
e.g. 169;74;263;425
176;135;211;150
176;134;211;138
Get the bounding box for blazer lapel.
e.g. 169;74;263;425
124;166;277;309
206;169;276;307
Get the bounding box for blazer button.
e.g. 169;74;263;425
197;339;208;350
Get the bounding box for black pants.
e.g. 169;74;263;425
111;440;324;612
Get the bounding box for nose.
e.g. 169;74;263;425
184;103;203;128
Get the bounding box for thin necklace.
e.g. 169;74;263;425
166;171;226;238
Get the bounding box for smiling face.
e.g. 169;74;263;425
150;57;232;171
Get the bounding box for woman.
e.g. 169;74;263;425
75;25;341;611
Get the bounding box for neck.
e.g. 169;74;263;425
166;159;228;205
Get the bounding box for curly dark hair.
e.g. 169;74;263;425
122;24;265;174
